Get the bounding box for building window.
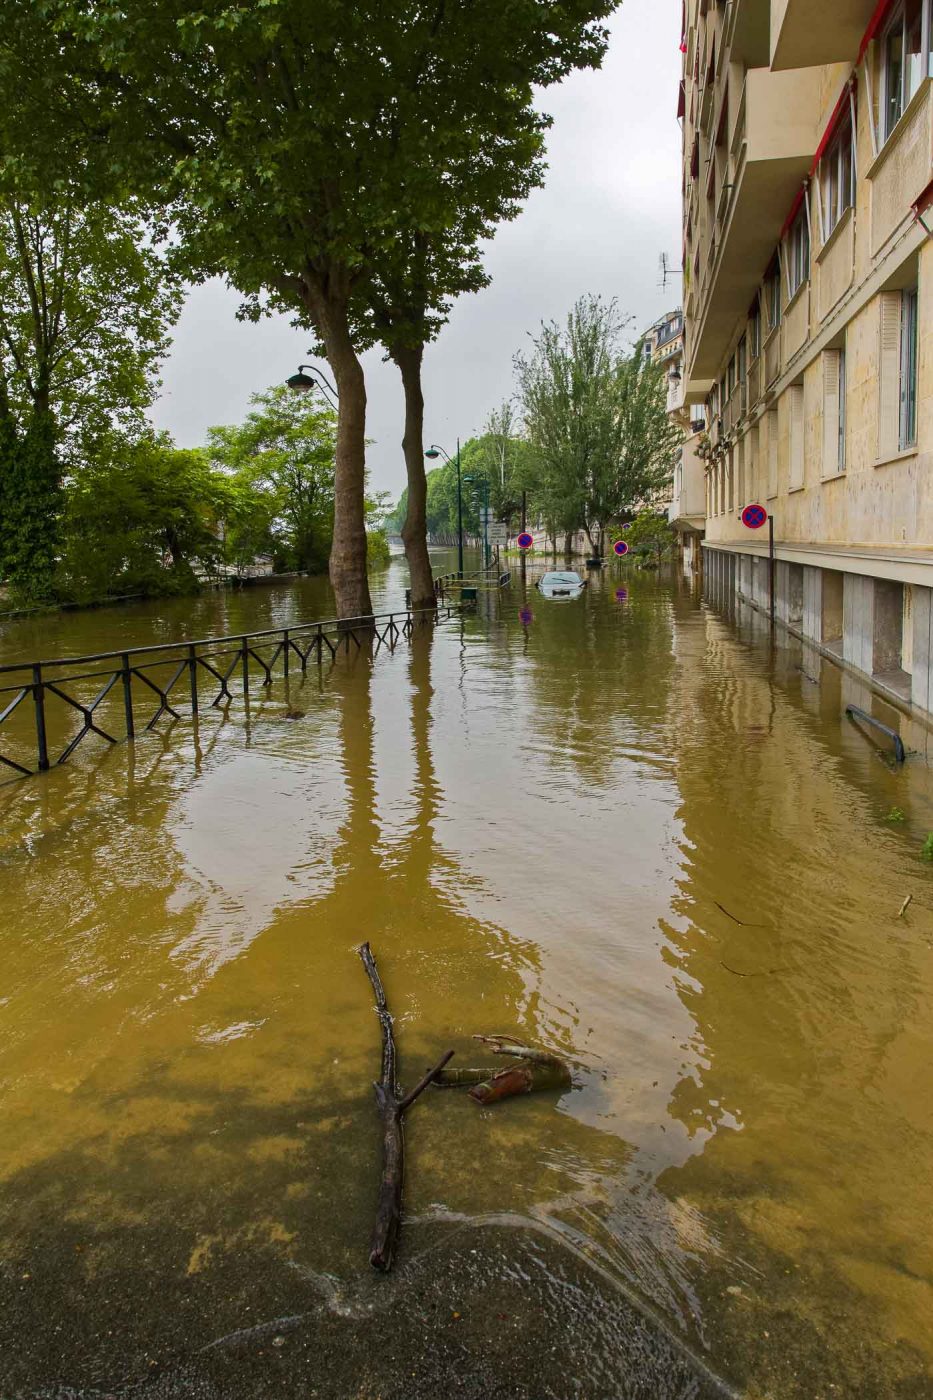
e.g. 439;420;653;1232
881;0;930;142
821;110;854;236
766;257;782;331
900;285;919;448
749;302;761;358
821;346;846;475
879;287;920;456
787;205;810;297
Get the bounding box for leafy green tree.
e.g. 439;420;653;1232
623;510;677;568
0;0;617;618
516;296;679;556
0;199;180;600
461;407;540;529
59;434;234;601
207;387;337;577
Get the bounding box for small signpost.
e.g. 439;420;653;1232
740;503;775;625
613;539;629;557
516;531;534;551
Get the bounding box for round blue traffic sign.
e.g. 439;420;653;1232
741;503;767;529
517;531;534;550
613;539;629;556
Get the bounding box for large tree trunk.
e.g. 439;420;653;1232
302;282;373;622
394;345;436;613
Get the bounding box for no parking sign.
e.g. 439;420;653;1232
613;539;629;556
517;531;534;550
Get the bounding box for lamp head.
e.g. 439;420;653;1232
286;370;316;394
424;447;441;460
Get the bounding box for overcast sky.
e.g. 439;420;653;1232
149;0;682;505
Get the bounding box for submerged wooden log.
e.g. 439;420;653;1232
433;1036;572;1104
358;942;453;1272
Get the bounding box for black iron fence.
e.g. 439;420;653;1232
0;604;458;782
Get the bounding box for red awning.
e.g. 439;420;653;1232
809;79;855;178
858;0;897;63
911;176;933;218
780;186;806;240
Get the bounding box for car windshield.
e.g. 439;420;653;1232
542;572;582;585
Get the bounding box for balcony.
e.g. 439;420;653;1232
725;0;772;67
667;435;707;532
770;0;877;72
685;61;848;392
667;375;686;416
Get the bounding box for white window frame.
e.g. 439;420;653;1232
879;0;932;145
900;285;919;449
821;346;847;476
821;110;855;237
786;205;810;299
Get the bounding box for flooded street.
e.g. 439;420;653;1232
1;555;932;1398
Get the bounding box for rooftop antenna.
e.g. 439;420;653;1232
658;252;684;290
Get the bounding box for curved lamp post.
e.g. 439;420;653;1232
424;439;463;576
286;363;339;410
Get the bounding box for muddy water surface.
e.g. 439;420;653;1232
0;556;931;1399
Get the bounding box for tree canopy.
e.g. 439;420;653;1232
516;296;679;553
0;0;618;615
0;198;181;600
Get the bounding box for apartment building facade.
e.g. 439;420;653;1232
649;308;709;574
682;0;933;716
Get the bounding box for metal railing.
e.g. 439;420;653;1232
433;563;507;595
0;604;459;783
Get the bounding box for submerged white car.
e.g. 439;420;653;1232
537;570;586;599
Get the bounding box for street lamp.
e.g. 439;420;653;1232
286;363;339;410
424;439;463;576
463;472;490;568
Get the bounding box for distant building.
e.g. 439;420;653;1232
681;0;933;718
644;308;707;574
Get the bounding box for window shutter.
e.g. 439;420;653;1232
879;290;901;458
767;410;779;497
789;385;805;490
822;351;840;475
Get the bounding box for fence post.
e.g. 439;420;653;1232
283;628;290;679
32;664;49;771
316;626;323;666
241;637;249;696
188;644;199;716
121;653;135;739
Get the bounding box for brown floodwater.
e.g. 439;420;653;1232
0;553;932;1399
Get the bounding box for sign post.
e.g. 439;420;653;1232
740;503;774;626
